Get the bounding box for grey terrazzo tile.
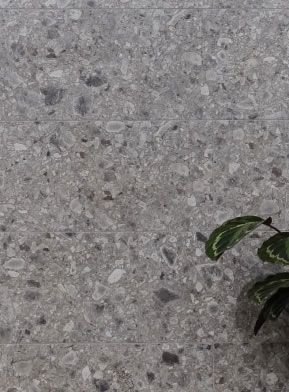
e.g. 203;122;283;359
85;0;212;7
0;0;32;6
136;225;289;344
137;247;289;344
214;0;289;8
0;0;213;7
137;10;204;120
1;0;289;389
199;248;289;343
0;158;68;232
0;160;58;232
0;343;149;391
0;120;213;231
214;342;289;391
211;120;289;226
1;10;68;120
3;8;289;121
0;230;215;344
145;343;214;391
0;230;194;290
0;231;138;286
1;9;141;120
0;0;85;7
138;278;218;343
0;283;142;343
201;10;289;119
5;229;284;345
137;231;209;283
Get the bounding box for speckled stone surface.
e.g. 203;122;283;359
1;1;289;391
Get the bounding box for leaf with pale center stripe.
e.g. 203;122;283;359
248;273;289;304
205;216;266;261
258;232;289;265
254;287;289;335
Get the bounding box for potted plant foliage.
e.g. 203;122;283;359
206;216;289;335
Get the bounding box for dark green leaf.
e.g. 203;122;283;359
258;232;289;265
254;287;289;335
205;216;266;261
248;273;289;304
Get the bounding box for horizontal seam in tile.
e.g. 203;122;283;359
0;340;214;346
0;230;194;235
2;119;289;123
0;340;285;346
1;7;289;10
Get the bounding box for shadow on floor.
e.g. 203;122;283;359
234;282;289;389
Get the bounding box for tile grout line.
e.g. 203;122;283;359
0;229;275;234
2;118;289;122
0;340;286;346
207;79;218;349
2;7;289;10
0;340;274;346
0;341;210;346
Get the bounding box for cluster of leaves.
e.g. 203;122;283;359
205;216;289;335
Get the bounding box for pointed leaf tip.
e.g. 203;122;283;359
254;287;289;335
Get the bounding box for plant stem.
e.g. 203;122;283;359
266;223;282;233
262;217;282;233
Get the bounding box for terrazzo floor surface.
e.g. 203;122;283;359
1;0;289;391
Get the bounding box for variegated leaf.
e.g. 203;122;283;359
205;216;266;261
248;273;289;304
258;232;289;265
254;287;289;335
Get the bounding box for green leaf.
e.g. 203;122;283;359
205;216;266;261
254;287;289;335
258;232;289;265
248;273;289;304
